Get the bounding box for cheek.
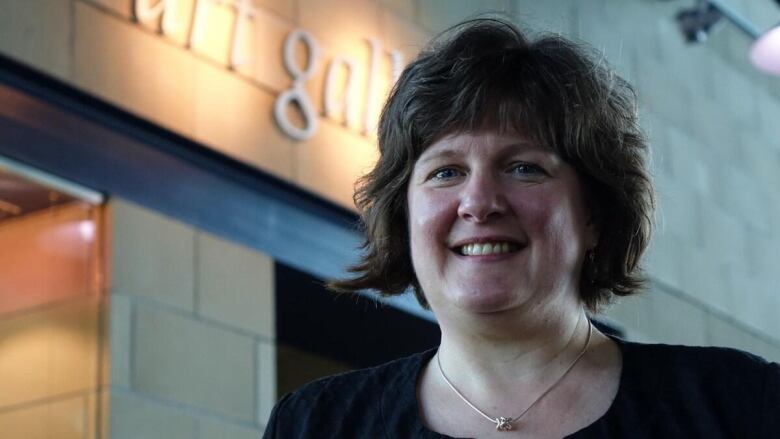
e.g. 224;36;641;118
519;191;588;253
408;190;451;239
407;190;456;265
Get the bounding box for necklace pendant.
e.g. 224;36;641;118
495;417;513;431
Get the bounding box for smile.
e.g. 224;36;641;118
458;242;520;256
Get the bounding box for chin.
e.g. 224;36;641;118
451;289;523;314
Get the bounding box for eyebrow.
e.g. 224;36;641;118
416;141;541;166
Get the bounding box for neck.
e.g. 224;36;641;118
436;303;590;398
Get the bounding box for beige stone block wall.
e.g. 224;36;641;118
108;199;276;436
111;198;195;311
0;0;425;211
0;0;72;80
0;395;94;439
73;1;199;138
192;61;296;180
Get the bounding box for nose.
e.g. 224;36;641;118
457;172;507;222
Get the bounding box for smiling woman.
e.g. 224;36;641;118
263;18;780;439
407;132;596;317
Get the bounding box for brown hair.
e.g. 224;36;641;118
330;18;654;312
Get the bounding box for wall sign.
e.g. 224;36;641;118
132;0;405;140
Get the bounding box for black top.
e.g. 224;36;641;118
263;338;780;438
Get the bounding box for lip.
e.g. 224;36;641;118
449;235;525;249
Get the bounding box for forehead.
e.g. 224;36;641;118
416;130;555;164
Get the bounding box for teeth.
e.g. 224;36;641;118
460;242;518;256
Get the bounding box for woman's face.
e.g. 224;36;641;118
406;130;597;316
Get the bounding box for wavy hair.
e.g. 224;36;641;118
329;19;655;312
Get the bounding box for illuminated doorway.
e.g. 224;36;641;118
0;159;106;439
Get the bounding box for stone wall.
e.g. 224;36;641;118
506;0;780;359
108;200;276;438
0;5;777;426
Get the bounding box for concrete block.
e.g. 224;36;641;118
196;232;275;337
257;341;277;425
665;126;711;196
716;166;769;232
649;289;709;346
111;200;195;311
718;70;759;129
706;314;780;363
230;8;294;93
378;6;430;67
416;0;513;33
109;293;133;388
187;0;234;65
697;200;746;272
572;4;638;82
109;392;198;439
641;110;672;177
727;277;772;336
602;293;656;342
0;0;71;80
192;62;295;181
642;232;684;291
743;0;780;35
654;175;700;247
84;0;133;18
756;94;780;151
603;300;652;345
73;1;198;137
736;130;780;194
199;417;260;439
378;0;416;20
253;0;295;22
743;224;780;279
514;0;576;36
678;246;733;316
0;395;90;439
134;305;255;421
705;22;754;78
0;298;100;409
294;118;379;209
297;0;385;131
299;0;380;54
608;287;708;346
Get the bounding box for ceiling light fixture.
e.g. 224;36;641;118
676;0;780;75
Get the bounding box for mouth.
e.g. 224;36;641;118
452;241;522;256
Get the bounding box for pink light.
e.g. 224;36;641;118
750;25;780;75
79;220;95;241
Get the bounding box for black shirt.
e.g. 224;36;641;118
263;338;780;438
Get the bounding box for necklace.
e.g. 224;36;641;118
436;319;593;432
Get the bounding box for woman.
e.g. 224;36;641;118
264;19;779;438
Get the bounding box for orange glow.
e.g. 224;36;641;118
0;203;100;315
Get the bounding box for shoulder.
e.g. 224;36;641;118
263;349;434;438
620;339;775;377
618;340;779;420
602;339;779;437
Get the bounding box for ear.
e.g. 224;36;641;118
585;210;600;250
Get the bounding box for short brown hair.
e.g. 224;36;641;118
330;18;654;312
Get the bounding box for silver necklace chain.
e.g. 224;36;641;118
436;319;593;432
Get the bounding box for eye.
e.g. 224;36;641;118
507;162;546;177
428;167;462;181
